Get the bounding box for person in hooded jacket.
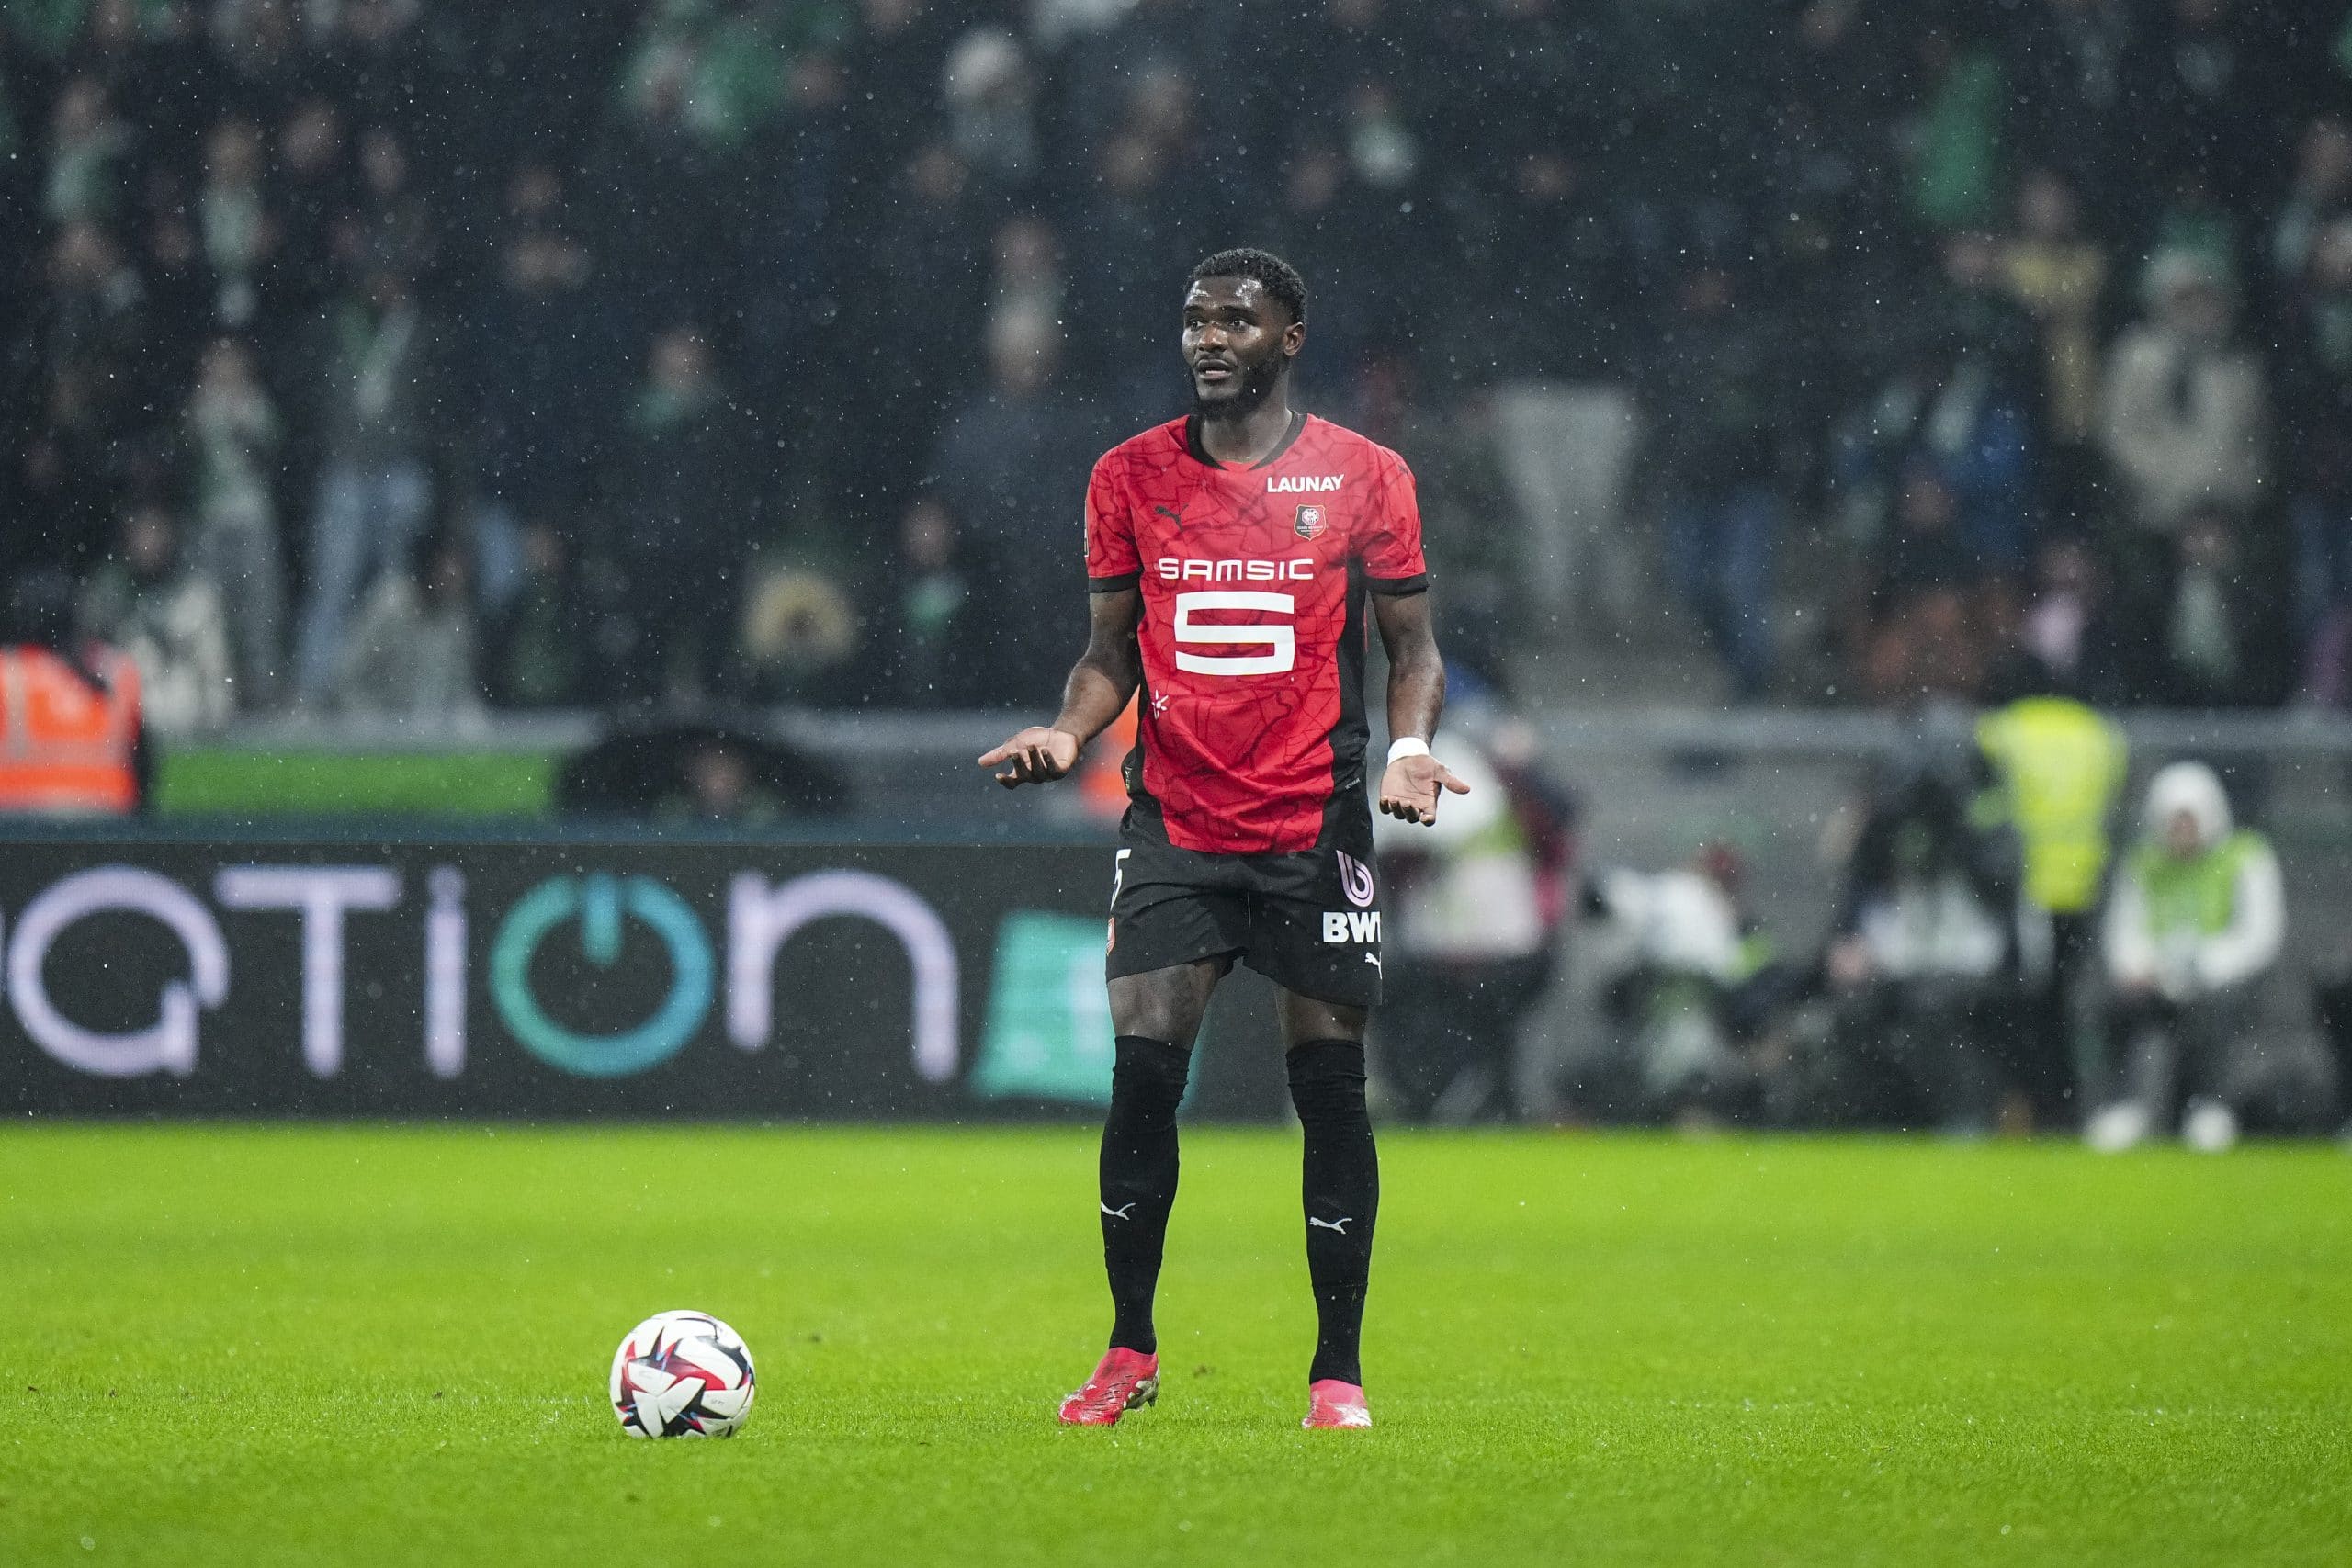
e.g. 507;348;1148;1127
2086;761;2331;1152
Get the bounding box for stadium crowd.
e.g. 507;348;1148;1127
1387;703;2346;1145
5;0;2352;726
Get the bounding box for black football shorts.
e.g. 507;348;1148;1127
1104;811;1384;1008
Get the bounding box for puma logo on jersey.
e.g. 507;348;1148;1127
1267;475;1344;494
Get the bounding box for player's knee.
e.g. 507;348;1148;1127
1110;964;1221;1045
1112;1036;1192;1121
1278;991;1366;1050
1286;1039;1369;1129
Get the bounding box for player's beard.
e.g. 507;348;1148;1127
1193;351;1283;420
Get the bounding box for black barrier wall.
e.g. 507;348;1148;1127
0;840;1283;1117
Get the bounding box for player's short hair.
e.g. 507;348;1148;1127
1187;248;1308;327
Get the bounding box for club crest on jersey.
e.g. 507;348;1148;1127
1295;504;1327;540
1337;850;1375;908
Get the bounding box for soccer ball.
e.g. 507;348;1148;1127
609;1310;757;1438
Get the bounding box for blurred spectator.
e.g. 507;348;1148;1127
0;567;146;817
2098;252;2267;550
554;719;848;820
616;0;845;154
25;223;156;556
197;115;275;332
2143;0;2276;206
1933;344;2036;578
729;48;854;425
2086;761;2328;1151
1838;241;2040;590
871;495;987;706
42;75;130;226
739;556;861;702
1904;20;2007;233
206;0;305;109
465;163;605;618
940;24;1035;188
1373;722;1575;1123
2008;0;2146;241
929;301;1094;704
2312;952;2352;1142
270;93;351;313
2158;504;2292;708
1817;767;2020;1132
2001;171;2107;506
293;262;441;705
1975;690;2129;1127
1999;535;2140;705
1066;109;1200;423
1350;353;1518;689
1475;143;1639;644
1853;463;1998;705
830;140;986;523
586;323;757;707
137;176;219;387
345;124;435;286
0;0;2347;722
483;521;586;710
332;529;483;724
1583;842;1790;1126
1640;265;1788;698
2269;114;2352;289
2277;218;2352;701
77;499;234;735
182;334;286;706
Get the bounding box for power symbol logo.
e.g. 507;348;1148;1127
492;874;714;1077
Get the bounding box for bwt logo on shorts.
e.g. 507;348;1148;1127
1322;910;1381;944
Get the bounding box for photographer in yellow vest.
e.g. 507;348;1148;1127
1975;693;2126;1128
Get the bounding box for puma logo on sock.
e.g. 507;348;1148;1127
1101;1201;1136;1220
1308;1215;1351;1235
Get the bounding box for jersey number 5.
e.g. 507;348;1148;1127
1172;591;1295;676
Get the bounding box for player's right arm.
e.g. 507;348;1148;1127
978;586;1141;787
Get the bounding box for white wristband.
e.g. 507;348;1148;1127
1386;737;1431;765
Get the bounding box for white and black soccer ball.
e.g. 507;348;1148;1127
609;1310;757;1438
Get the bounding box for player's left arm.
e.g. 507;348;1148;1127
1372;589;1468;826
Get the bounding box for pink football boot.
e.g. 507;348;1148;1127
1057;1347;1160;1426
1302;1379;1372;1428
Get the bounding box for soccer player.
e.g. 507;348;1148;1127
979;248;1464;1430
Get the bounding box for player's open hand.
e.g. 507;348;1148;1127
1378;755;1469;825
979;726;1082;788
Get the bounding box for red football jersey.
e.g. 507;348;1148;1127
1085;412;1429;854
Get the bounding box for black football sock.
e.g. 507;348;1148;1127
1100;1035;1191;1356
1288;1039;1379;1387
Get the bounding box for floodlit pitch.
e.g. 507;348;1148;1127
3;1125;2346;1565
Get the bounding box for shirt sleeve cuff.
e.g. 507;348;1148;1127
1365;572;1429;596
1088;572;1141;592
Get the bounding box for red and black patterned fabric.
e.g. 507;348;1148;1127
1085;412;1428;856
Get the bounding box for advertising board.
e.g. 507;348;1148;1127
0;840;1288;1116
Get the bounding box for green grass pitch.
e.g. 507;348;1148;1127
2;1126;2346;1565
